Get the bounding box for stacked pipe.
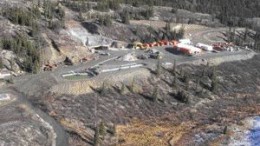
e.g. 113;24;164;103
135;40;179;50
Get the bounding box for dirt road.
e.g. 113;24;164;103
0;89;68;146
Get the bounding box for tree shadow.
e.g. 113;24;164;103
139;93;154;101
89;86;100;93
165;47;182;55
147;68;157;75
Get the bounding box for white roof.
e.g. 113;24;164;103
179;39;191;44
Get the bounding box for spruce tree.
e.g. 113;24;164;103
156;60;162;77
120;82;127;95
99;121;106;140
93;126;100;146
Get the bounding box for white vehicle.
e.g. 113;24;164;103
99;51;111;56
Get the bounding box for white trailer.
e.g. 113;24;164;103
196;43;213;51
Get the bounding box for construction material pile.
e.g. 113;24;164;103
119;53;138;62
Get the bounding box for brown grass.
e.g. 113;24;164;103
116;119;195;146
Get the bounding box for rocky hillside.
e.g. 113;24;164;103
28;54;260;146
0;1;260;146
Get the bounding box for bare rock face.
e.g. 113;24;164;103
42;22;96;65
0;102;54;146
0;50;22;73
61;45;95;64
68;20;113;47
0;122;52;146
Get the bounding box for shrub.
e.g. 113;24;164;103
108;0;121;11
140;8;154;20
210;77;218;92
195;78;200;91
171;7;177;13
209;67;218;92
6;77;14;84
99;121;106;139
95;1;109;12
129;78;136;93
165;22;171;33
152;86;162;102
156;60;162;77
0;59;3;68
172;59;176;76
172;75;177;87
175;90;189;103
223;126;228;134
93;126;100;146
121;10;130;24
120;83;127;95
48;20;63;31
98;15;112;26
99;81;108;96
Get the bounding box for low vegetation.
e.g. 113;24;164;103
98;15;112;26
1;36;40;73
0;0;68;73
175;89;189;103
0;56;3;69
